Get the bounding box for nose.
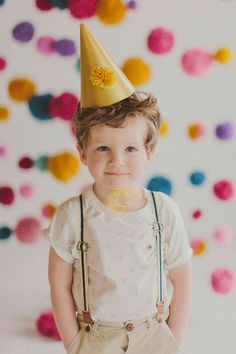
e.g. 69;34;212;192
108;151;125;167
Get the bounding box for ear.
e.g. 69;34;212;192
76;143;88;166
146;147;156;161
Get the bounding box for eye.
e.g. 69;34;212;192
126;146;137;152
97;146;109;152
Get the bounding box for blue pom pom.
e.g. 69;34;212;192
147;176;173;195
0;0;5;6
0;226;12;240
51;0;67;9
190;171;206;186
28;94;54;120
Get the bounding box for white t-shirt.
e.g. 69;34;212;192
44;184;193;321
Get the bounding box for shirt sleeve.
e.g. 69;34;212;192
42;205;75;263
160;194;193;271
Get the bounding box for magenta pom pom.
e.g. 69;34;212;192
35;0;54;11
36;311;61;340
50;92;79;120
181;48;214;76
0;186;15;205
68;0;97;19
211;268;235;294
0;57;7;71
147;27;175;55
192;209;203;219
37;36;55;54
15;217;41;243
18;156;34;169
213;180;234;201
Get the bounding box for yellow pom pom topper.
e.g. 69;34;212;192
80;23;136;108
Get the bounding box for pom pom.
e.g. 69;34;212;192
28;94;54;120
15;217;41;243
0;106;10;121
0;57;7;71
36;36;55;55
47;151;80;182
35;0;54;11
18;156;34;169
0;146;8;157
35;155;49;171
122;57;151;86
190;171;206;186
213;180;234;201
68;0;97;19
160;121;169;136
147;27;175;55
214;48;233;63
89;66;116;89
36;311;61;340
190;239;206;256
214;225;232;244
8;78;37;102
96;0;126;24
147;176;172;196
0;0;6;5
215;122;235;140
0;186;15;205
188;123;205;140
211;268;235;294
127;0;137;9
12;22;35;43
54;39;76;56
51;0;67;9
49;92;78;120
192;210;203;219
0;226;12;240
181;49;213;76
42;203;56;218
19;184;35;198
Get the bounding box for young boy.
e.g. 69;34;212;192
47;24;193;354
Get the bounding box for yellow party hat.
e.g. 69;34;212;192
80;23;135;108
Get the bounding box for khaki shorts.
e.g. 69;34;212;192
66;312;180;354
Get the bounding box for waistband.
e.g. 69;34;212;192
77;312;160;330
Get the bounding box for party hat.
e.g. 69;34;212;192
80;23;135;108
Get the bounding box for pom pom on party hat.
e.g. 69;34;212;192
80;23;135;108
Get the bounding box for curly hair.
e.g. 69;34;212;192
73;92;163;152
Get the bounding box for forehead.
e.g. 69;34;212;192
89;117;147;143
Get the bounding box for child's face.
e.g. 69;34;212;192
76;116;155;191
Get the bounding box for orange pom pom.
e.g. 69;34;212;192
96;0;126;25
8;77;37;102
122;57;151;86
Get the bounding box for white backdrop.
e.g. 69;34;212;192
0;1;236;353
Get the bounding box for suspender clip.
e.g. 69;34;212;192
153;221;163;232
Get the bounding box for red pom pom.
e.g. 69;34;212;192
18;156;34;169
68;0;97;19
50;92;79;120
0;186;15;205
0;57;7;71
35;0;54;11
36;311;61;340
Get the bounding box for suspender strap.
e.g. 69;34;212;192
150;191;165;320
77;195;93;329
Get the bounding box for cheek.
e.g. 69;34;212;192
87;155;104;176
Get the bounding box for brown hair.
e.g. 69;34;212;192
73;92;163;152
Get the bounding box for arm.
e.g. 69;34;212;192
166;260;193;346
48;246;79;350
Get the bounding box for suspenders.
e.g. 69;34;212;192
76;190;165;331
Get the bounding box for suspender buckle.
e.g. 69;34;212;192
76;241;89;252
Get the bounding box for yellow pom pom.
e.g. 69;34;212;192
89;66;116;89
160;121;169;136
122;57;151;87
96;0;126;25
214;48;233;63
48;152;80;182
8;78;36;102
0;106;10;121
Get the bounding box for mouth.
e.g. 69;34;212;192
105;172;127;176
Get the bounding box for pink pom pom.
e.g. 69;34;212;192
211;268;235;294
214;226;232;244
213;180;234;201
147;27;175;54
181;48;214;76
15;217;41;243
19;184;34;198
0;146;8;157
36;311;61;341
36;36;55;54
49;92;79;120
